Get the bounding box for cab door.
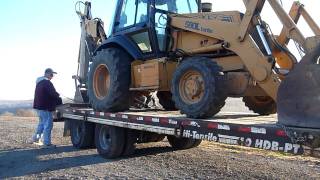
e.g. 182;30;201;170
114;0;156;60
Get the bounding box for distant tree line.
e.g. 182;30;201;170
0;108;36;117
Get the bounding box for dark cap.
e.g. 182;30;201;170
45;68;57;75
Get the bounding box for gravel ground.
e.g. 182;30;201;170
1;99;320;179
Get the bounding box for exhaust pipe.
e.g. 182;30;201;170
201;3;212;12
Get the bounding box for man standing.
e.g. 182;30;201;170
30;68;62;148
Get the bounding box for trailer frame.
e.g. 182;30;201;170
56;103;320;157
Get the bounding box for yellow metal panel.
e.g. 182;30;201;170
131;59;177;91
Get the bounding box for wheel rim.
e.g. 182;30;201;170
179;70;205;104
99;126;111;150
73;123;82;144
93;64;110;100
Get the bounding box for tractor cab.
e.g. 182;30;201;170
109;0;200;60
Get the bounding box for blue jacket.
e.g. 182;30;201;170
33;79;62;111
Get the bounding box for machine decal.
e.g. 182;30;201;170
184;21;213;33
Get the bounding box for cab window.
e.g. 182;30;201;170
131;32;152;53
117;0;152;53
118;0;148;28
119;0;136;28
155;0;198;14
136;0;148;24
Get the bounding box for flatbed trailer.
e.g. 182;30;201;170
56;103;320;158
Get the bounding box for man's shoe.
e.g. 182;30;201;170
26;138;39;144
34;141;44;146
41;144;56;149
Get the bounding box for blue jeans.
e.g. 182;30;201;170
32;110;53;145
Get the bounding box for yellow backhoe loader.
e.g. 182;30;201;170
73;0;320;129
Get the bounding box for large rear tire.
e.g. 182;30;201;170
242;96;276;115
70;120;95;149
95;124;125;159
171;57;227;118
87;48;131;112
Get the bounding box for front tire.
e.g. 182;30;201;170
171;57;227;118
87;48;131;112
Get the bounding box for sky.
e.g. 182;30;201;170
0;0;319;100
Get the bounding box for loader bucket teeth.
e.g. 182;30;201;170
277;45;320;128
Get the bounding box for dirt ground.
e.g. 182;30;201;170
1;99;320;179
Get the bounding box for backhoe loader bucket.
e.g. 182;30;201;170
278;44;320;128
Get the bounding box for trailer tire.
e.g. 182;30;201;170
87;48;131;112
172;57;227;118
191;139;202;148
242;96;276;115
167;136;195;150
95;124;125;159
138;132;166;143
154;135;166;142
157;91;177;110
70;120;95;149
122;129;137;156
